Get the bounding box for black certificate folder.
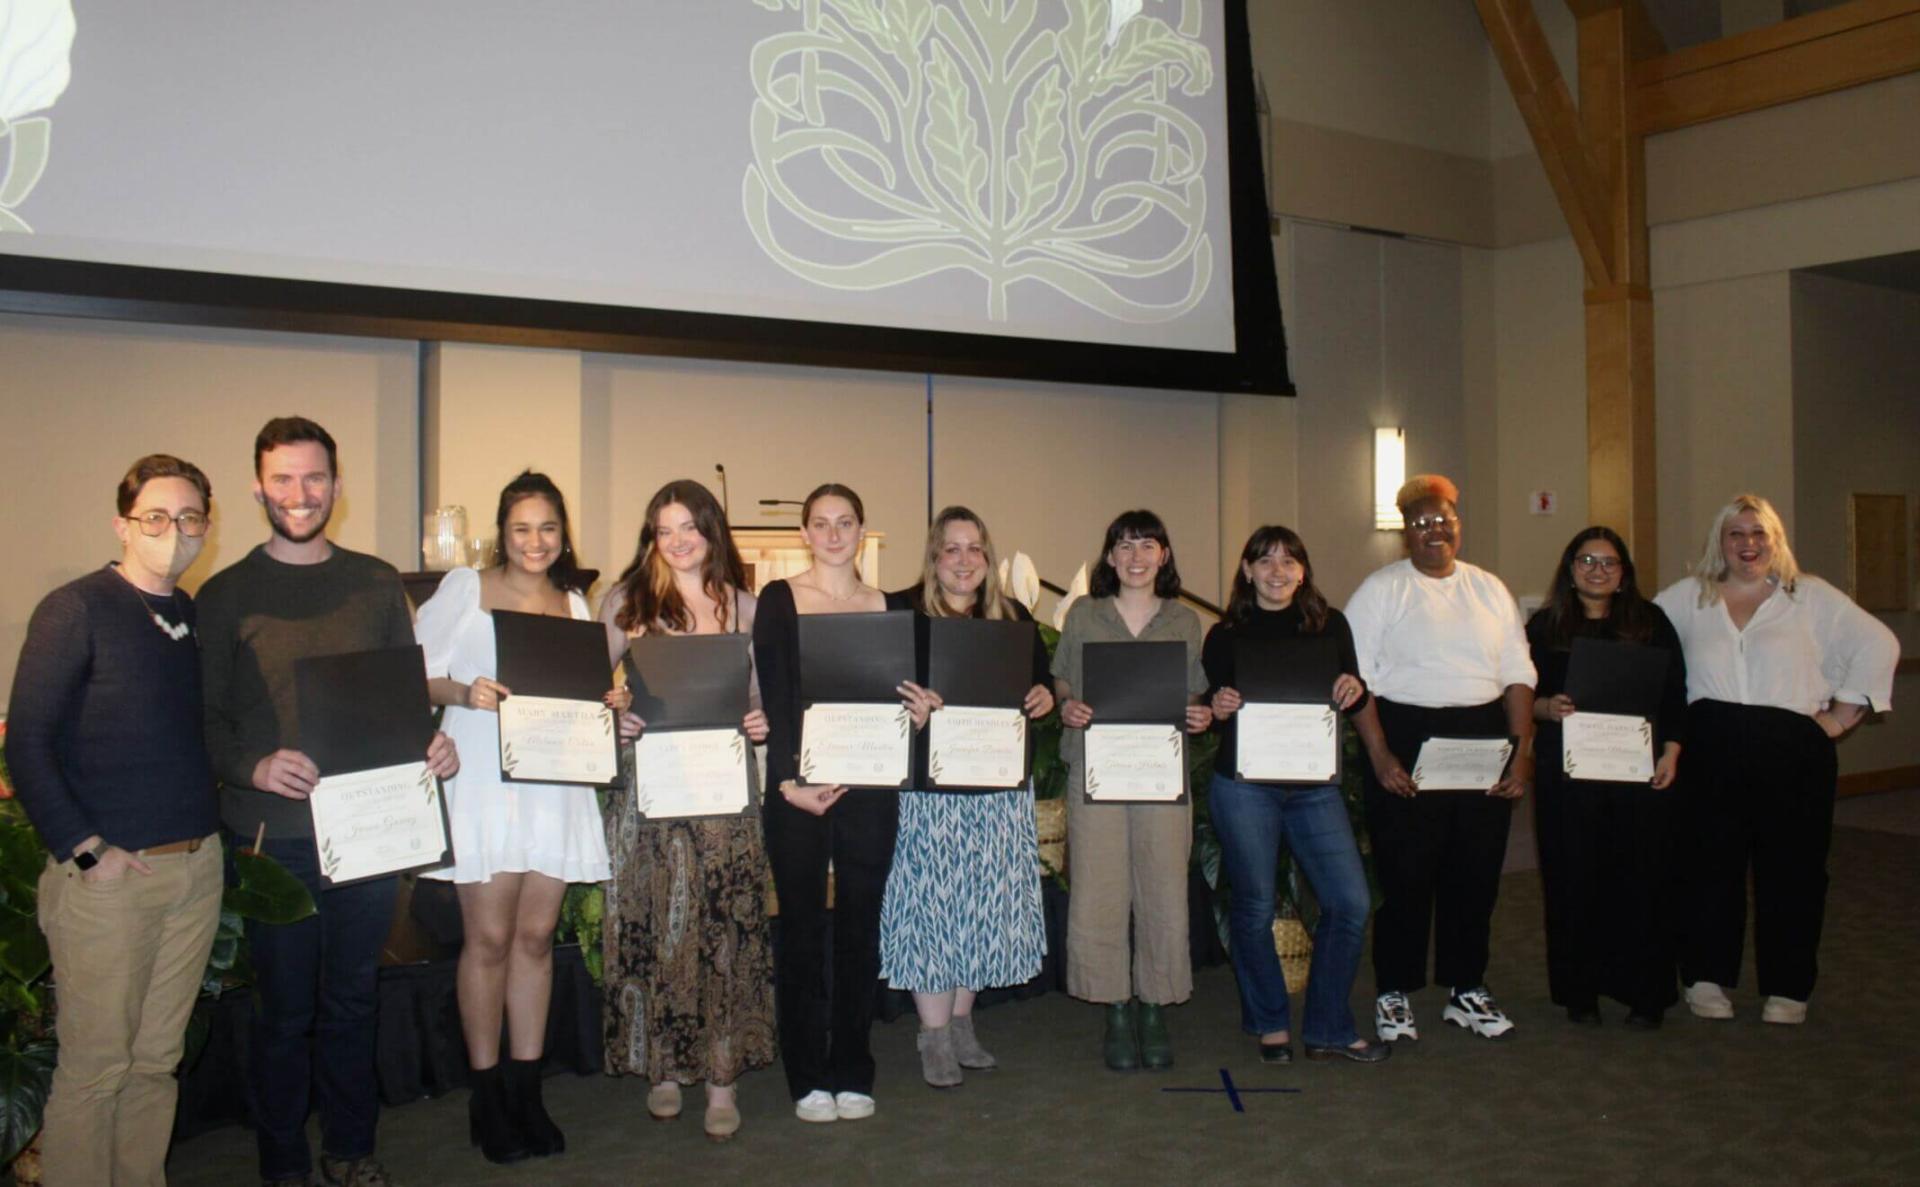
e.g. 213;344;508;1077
1565;637;1669;718
1083;641;1187;724
1234;636;1339;703
798;611;916;702
929;618;1035;708
627;635;750;729
295;645;435;774
494;609;614;700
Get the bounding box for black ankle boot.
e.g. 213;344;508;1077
468;1063;529;1165
509;1058;566;1156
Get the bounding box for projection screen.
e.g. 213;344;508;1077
0;0;1290;393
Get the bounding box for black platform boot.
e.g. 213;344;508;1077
468;1063;529;1165
510;1057;566;1156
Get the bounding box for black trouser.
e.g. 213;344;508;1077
762;788;899;1101
1674;701;1837;1001
1363;698;1514;994
1534;736;1678;1015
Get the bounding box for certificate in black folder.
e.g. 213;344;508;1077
492;610;618;786
626;634;758;819
295;645;451;886
1232;637;1341;785
1561;637;1669;783
1082;640;1189;804
926;618;1036;791
798;611;916;788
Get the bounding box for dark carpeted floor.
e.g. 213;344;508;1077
166;822;1920;1187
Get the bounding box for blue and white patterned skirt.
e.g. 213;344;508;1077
879;786;1048;992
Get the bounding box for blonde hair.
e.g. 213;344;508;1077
1691;492;1800;605
918;506;1014;620
1396;474;1460;513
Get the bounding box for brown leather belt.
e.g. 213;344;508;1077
139;835;213;857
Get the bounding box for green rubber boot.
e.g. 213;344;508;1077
1103;1001;1141;1071
1137;1002;1173;1070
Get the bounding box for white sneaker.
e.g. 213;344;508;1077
1761;996;1808;1025
1375;992;1419;1043
833;1091;876;1120
1684;981;1735;1020
1443;987;1516;1039
794;1089;838;1123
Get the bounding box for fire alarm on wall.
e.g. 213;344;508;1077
1529;490;1558;516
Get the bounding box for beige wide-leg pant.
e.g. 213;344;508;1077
1064;777;1192;1005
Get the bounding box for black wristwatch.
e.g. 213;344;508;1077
71;839;109;871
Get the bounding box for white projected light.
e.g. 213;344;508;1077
1374;428;1405;531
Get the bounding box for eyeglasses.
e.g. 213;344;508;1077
1407;514;1458;532
1574;554;1621;572
124;510;210;538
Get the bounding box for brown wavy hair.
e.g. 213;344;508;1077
612;480;746;634
1225;525;1329;633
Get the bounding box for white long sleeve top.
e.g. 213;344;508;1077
1653;574;1900;716
1343;559;1537;708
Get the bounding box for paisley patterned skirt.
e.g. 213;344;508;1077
600;753;776;1087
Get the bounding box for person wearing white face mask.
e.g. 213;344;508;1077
5;454;225;1186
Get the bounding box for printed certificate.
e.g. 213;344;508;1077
309;760;451;886
928;706;1028;790
1235;702;1339;784
634;727;755;819
498;695;618;785
1410;736;1515;792
1084;723;1187;803
800;701;912;788
1561;712;1655;783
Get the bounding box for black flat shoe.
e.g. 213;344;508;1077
1624;1009;1664;1030
1566;1005;1602;1027
1304;1040;1393;1064
1258;1040;1292;1065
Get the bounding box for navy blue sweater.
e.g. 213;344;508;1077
5;566;218;856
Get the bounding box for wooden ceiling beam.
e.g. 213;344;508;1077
1633;0;1920;134
1476;0;1616;284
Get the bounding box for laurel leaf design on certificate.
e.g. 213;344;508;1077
1166;728;1180;754
602;708;614;737
897;707;912;739
321;840;340;879
930;755;944;782
801;748;815;781
418;769;437;805
731;734;747;762
502;742;517;776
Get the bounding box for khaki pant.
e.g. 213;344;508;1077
37;837;223;1187
1065;782;1192;1005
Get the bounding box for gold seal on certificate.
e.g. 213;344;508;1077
800;702;912;788
1084;723;1187;802
635;728;754;819
1562;712;1654;783
309;760;452;886
498;695;617;784
1235;702;1338;783
929;706;1027;790
1410;736;1515;791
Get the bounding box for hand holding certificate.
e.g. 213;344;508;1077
925;618;1036;791
627;634;757;819
1082;641;1189;803
1410;736;1516;792
494;610;619;786
295;645;452;886
1562;712;1655;783
798;611;916;790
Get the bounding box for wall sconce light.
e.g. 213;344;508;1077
1374;427;1405;531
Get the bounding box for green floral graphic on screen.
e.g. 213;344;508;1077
745;0;1215;323
0;0;75;232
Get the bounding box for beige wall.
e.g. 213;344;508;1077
0;313;418;700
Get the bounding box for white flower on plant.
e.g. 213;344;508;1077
1051;563;1090;632
0;0;76;123
997;551;1041;613
1106;0;1144;47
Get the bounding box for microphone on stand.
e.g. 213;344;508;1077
715;464;729;517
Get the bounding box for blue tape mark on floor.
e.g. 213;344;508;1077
1161;1068;1301;1112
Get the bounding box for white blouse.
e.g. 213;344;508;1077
1653;574;1900;717
1344;559;1537;708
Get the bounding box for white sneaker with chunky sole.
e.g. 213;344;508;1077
794;1089;838;1123
1443;988;1516;1039
1761;996;1807;1025
834;1091;876;1120
1684;981;1735;1020
1375;992;1419;1043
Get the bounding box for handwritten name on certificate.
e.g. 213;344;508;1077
1084;724;1186;802
309;761;447;884
929;706;1027;789
1410;737;1514;791
499;695;617;784
635;729;752;819
1562;712;1654;783
1236;703;1338;783
800;702;912;787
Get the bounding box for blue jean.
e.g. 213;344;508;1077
1210;774;1370;1047
243;835;398;1181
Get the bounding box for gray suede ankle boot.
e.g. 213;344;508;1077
917;1024;963;1088
949;1014;997;1069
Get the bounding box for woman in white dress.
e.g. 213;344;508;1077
415;471;624;1165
